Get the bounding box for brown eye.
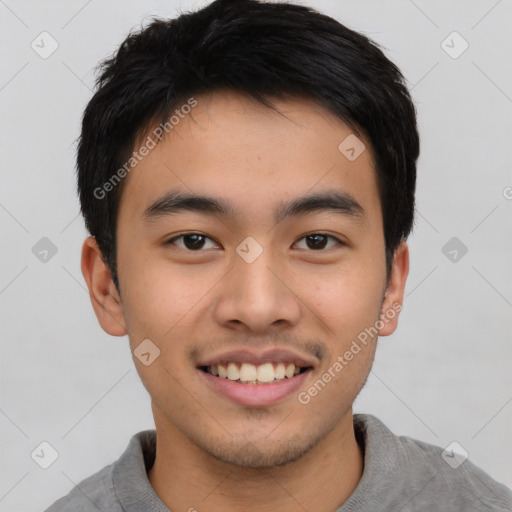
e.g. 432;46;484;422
166;233;219;251
294;233;343;251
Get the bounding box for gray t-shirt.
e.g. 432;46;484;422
44;414;512;511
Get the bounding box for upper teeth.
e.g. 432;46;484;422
208;362;301;383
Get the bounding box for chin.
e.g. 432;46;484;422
199;432;320;469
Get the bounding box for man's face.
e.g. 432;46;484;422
98;91;407;467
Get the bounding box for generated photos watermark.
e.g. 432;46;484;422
93;97;198;200
298;302;402;405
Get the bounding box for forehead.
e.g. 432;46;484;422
117;91;380;227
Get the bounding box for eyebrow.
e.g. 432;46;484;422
142;188;365;225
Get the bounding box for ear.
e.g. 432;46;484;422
81;236;127;336
378;241;409;336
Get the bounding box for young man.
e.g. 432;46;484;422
46;0;512;510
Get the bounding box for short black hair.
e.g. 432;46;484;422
77;0;420;293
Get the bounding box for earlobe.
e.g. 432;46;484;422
80;236;127;336
378;241;409;337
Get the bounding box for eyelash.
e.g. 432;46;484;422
165;232;345;251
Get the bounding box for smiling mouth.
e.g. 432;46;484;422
199;362;312;384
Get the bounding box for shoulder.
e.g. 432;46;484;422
400;434;511;511
43;463;121;512
355;414;512;511
43;429;157;512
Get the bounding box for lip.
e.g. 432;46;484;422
198;367;313;407
196;348;317;368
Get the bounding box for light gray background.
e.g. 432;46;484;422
1;1;511;510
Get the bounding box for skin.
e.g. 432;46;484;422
81;91;409;511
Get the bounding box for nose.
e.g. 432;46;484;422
212;240;302;334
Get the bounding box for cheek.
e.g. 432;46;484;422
119;251;207;338
295;335;377;420
299;264;385;337
119;264;200;401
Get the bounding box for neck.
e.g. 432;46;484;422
148;410;363;512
